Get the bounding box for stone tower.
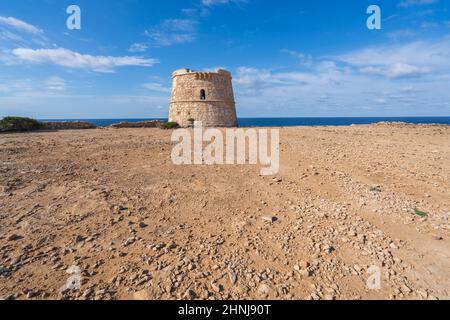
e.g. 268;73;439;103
169;68;238;127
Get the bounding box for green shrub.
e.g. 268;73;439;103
413;209;428;218
0;116;43;132
159;122;180;130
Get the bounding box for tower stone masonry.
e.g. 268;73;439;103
169;68;238;127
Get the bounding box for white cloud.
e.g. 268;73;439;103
281;49;313;67
233;37;450;116
165;19;197;32
0;76;67;98
0;16;43;34
398;0;438;8
142;0;244;47
234;67;272;92
387;29;416;40
235;61;343;91
202;0;245;6
202;0;232;5
143;82;171;93
45;76;66;91
11;48;158;72
234;63;450;116
420;21;439;28
129;43;148;52
0;16;48;47
0;30;25;42
145;18;198;46
0;79;33;94
335;39;450;77
360;63;432;79
0;92;170;119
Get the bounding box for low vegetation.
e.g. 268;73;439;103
413;208;428;218
0;116;43;132
158;122;180;130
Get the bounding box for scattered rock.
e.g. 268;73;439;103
26;290;39;299
417;290;428;299
210;281;223;293
348;230;357;237
261;216;277;223
310;292;321;300
296;268;313;277
298;261;310;269
0;265;11;277
139;222;148;228
122;237;136;247
133;289;151;300
183;288;197;299
75;235;85;243
323;245;335;254
257;284;271;298
167;242;177;250
7;234;23;241
354;265;362;273
82;288;94;298
228;271;237;285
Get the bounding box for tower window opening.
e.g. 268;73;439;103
200;89;206;100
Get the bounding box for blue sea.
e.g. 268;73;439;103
40;117;450;127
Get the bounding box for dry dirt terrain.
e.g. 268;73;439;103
0;123;449;300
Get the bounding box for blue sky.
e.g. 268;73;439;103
0;0;449;118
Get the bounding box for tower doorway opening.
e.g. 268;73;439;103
200;89;206;100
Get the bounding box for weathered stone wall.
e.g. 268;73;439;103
169;68;238;127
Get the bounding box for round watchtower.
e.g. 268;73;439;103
169;68;238;127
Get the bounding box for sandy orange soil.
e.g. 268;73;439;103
0;123;449;300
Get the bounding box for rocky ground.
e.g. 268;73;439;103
0;123;449;300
